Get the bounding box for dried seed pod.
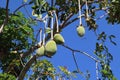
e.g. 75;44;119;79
45;40;57;57
36;45;45;56
54;33;65;44
77;25;85;37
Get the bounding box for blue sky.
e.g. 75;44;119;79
0;0;120;80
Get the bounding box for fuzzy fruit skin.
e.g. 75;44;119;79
36;45;45;56
54;33;65;44
45;40;57;57
77;26;85;37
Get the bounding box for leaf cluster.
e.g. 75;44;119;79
0;8;35;76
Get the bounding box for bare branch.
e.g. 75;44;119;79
72;51;80;72
21;46;37;58
96;61;99;80
17;55;36;80
0;0;9;33
13;3;29;14
6;0;9;22
62;44;100;80
94;12;108;21
23;4;33;19
21;1;108;59
72;51;85;78
64;14;85;28
62;44;99;62
60;13;74;29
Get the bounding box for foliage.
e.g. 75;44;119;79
29;59;76;80
0;7;35;76
0;73;16;80
0;0;120;80
29;59;55;80
94;32;116;79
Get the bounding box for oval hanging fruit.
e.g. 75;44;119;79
77;25;85;37
36;45;45;56
45;40;57;57
54;33;65;44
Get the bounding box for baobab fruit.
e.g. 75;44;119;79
36;45;45;56
45;40;57;56
77;25;85;37
54;33;65;44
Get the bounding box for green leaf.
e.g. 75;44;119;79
109;35;117;45
0;73;16;80
45;27;51;33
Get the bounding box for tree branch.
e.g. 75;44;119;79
62;44;100;80
96;61;99;80
60;13;74;29
72;51;80;72
21;1;108;59
62;44;99;62
6;0;9;22
21;46;37;58
0;0;9;33
13;3;29;14
17;55;36;80
72;51;85;78
64;14;85;28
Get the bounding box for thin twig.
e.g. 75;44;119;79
62;44;100;80
23;3;33;19
94;12;108;21
60;13;73;29
72;51;80;72
13;3;29;14
72;51;85;78
62;44;99;62
20;57;25;67
64;14;85;28
96;61;99;80
21;46;37;58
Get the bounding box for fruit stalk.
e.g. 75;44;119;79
38;29;42;46
54;11;59;32
85;0;89;18
43;17;48;45
51;13;54;40
78;0;82;25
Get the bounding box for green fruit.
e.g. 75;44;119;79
77;26;85;37
54;33;65;44
36;45;45;56
45;40;57;57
